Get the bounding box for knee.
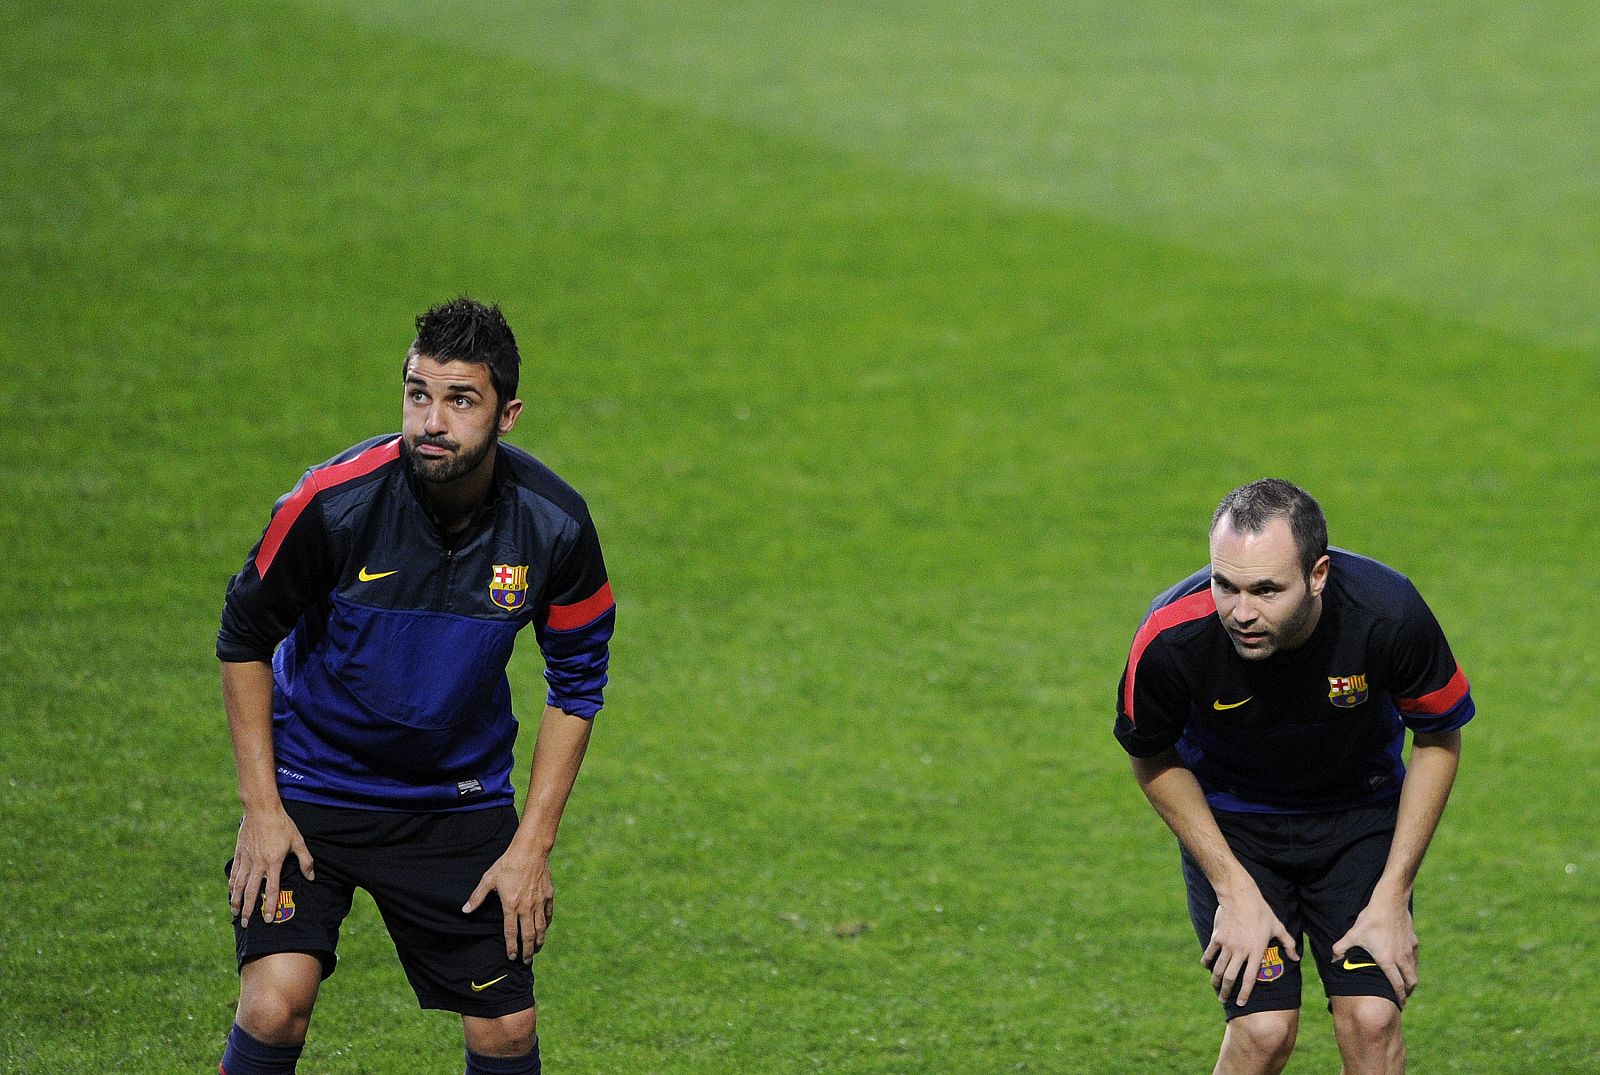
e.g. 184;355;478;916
464;1007;538;1057
236;988;315;1044
1333;995;1402;1050
1225;1009;1299;1067
236;954;321;1044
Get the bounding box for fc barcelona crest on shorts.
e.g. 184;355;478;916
1328;673;1370;709
490;564;529;611
264;890;295;925
1256;944;1284;982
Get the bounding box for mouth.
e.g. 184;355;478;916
414;440;455;458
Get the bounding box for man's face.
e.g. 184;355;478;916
1208;515;1328;660
401;355;521;485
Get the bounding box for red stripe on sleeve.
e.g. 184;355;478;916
1396;663;1469;715
256;439;400;577
547;581;615;631
1122;589;1216;724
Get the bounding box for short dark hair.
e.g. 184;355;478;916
407;297;520;405
1210;478;1328;577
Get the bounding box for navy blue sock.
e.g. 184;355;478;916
220;1023;303;1075
465;1037;540;1075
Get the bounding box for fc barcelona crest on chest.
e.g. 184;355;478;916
490;564;530;611
1328;673;1370;708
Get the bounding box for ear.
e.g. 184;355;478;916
497;397;523;436
1308;554;1331;597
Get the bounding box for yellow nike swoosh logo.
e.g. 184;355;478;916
1342;959;1377;970
470;974;509;992
1213;697;1252;710
357;566;397;582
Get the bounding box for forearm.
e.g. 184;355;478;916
1373;728;1461;901
221;659;282;811
1130;750;1253;897
510;705;594;856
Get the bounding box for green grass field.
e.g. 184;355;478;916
3;2;1597;1071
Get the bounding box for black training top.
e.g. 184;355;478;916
1115;548;1473;814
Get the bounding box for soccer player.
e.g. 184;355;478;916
215;298;615;1075
1115;479;1473;1075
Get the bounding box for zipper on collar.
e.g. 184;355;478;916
437;546;455;612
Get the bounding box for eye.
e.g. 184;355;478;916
451;395;473;409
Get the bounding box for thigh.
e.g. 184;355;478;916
357;806;535;1017
1181;837;1304;1019
1299;803;1403;1004
226;813;358;979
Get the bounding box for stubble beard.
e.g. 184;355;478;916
407;433;495;485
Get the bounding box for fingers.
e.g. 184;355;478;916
1231;951;1258;1007
460;873;531;960
528;908;547;959
1402;944;1420;996
529;894;553;956
259;872;282;931
1205;936;1268;1005
291;833;316;882
1205;936;1253;1005
232;861;271;930
504;904;521;962
1273;921;1299;962
228;863;250;925
230;855;273;930
1382;961;1408;1009
1389;945;1419;1007
461;876;492;916
462;860;553;961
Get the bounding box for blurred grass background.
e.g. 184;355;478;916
2;2;1595;1071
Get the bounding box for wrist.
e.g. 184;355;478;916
508;824;557;858
1368;878;1413;907
238;786;285;814
1213;874;1262;905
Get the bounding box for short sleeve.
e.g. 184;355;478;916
1389;583;1474;734
1115;628;1192;758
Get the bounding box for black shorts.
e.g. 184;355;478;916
226;800;534;1017
1181;800;1403;1020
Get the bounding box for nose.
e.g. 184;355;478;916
1232;594;1259;626
423;400;449;435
